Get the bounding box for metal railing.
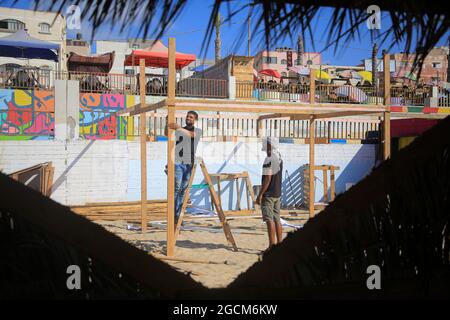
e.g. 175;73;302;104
0;67;53;90
438;88;450;108
316;85;381;104
236;81;310;102
390;86;432;106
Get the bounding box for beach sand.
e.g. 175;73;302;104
97;213;308;288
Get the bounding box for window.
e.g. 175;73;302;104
39;23;51;34
432;62;442;68
131;43;140;50
262;56;277;64
0;19;25;31
125;69;135;75
281;59;287;65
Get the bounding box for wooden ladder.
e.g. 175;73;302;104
174;158;238;251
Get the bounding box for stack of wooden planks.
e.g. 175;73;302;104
71;200;168;222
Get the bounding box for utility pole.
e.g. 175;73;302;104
215;13;221;63
372;42;378;101
447;38;450;82
297;34;304;66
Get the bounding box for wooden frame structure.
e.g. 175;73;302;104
303;165;340;209
124;38;391;256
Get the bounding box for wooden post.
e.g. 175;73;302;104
330;166;336;201
235;178;241;210
310;68;316;104
139;58;147;233
322;168;328;203
383;53;390;106
309;116;315;218
383;111;391;160
166;38;176;256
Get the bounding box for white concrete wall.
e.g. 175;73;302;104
0;140;376;208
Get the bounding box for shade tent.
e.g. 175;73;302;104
124;40;195;69
68;52;115;73
0;29;59;61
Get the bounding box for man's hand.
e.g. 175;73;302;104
167;123;180;130
256;194;262;205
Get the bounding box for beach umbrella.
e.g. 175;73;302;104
315;69;331;80
357;71;372;84
259;69;281;79
335;85;368;103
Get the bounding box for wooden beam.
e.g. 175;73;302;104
139;59;148;233
383;53;390;106
173;101;387;115
310;110;383;120
309;116;315;218
383;111;391;160
257;113;284;121
166;38;176;256
117;99;167;116
310;68;316;105
322;169;328;203
330;167;336;201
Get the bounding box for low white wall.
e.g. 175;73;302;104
0;140;376;208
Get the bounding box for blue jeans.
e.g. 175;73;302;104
174;163;192;221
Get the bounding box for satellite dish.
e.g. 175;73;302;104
307;60;313;66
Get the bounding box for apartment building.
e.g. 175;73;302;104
0;6;67;71
364;47;449;85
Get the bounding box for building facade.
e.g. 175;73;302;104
0;6;67;71
364;47;449;85
66;33;90;56
253;47;322;82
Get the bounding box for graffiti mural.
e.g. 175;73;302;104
0;89;55;140
79;93;135;140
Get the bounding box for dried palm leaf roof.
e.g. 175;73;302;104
0;171;203;298
35;0;449;75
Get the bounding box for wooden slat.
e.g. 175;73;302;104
309;117;315;218
199;160;238;251
139;58;148;233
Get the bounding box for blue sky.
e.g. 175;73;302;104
1;0;448;66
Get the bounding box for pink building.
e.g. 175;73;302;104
254;48;322;82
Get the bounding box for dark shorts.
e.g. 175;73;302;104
261;196;281;222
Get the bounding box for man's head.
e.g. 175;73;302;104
186;111;198;126
262;137;279;156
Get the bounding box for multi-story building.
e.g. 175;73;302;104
66;33;90;56
0;6;67;71
253;47;322;81
364;47;449;85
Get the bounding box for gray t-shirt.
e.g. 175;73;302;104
175;125;202;164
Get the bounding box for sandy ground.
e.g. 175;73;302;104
97;213;308;288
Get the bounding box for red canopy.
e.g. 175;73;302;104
123;40;195;69
259;69;281;79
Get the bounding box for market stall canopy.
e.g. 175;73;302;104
0;29;59;61
67;52;115;73
357;71;372;83
315;69;331;80
259;69;281;79
124;40;195;69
